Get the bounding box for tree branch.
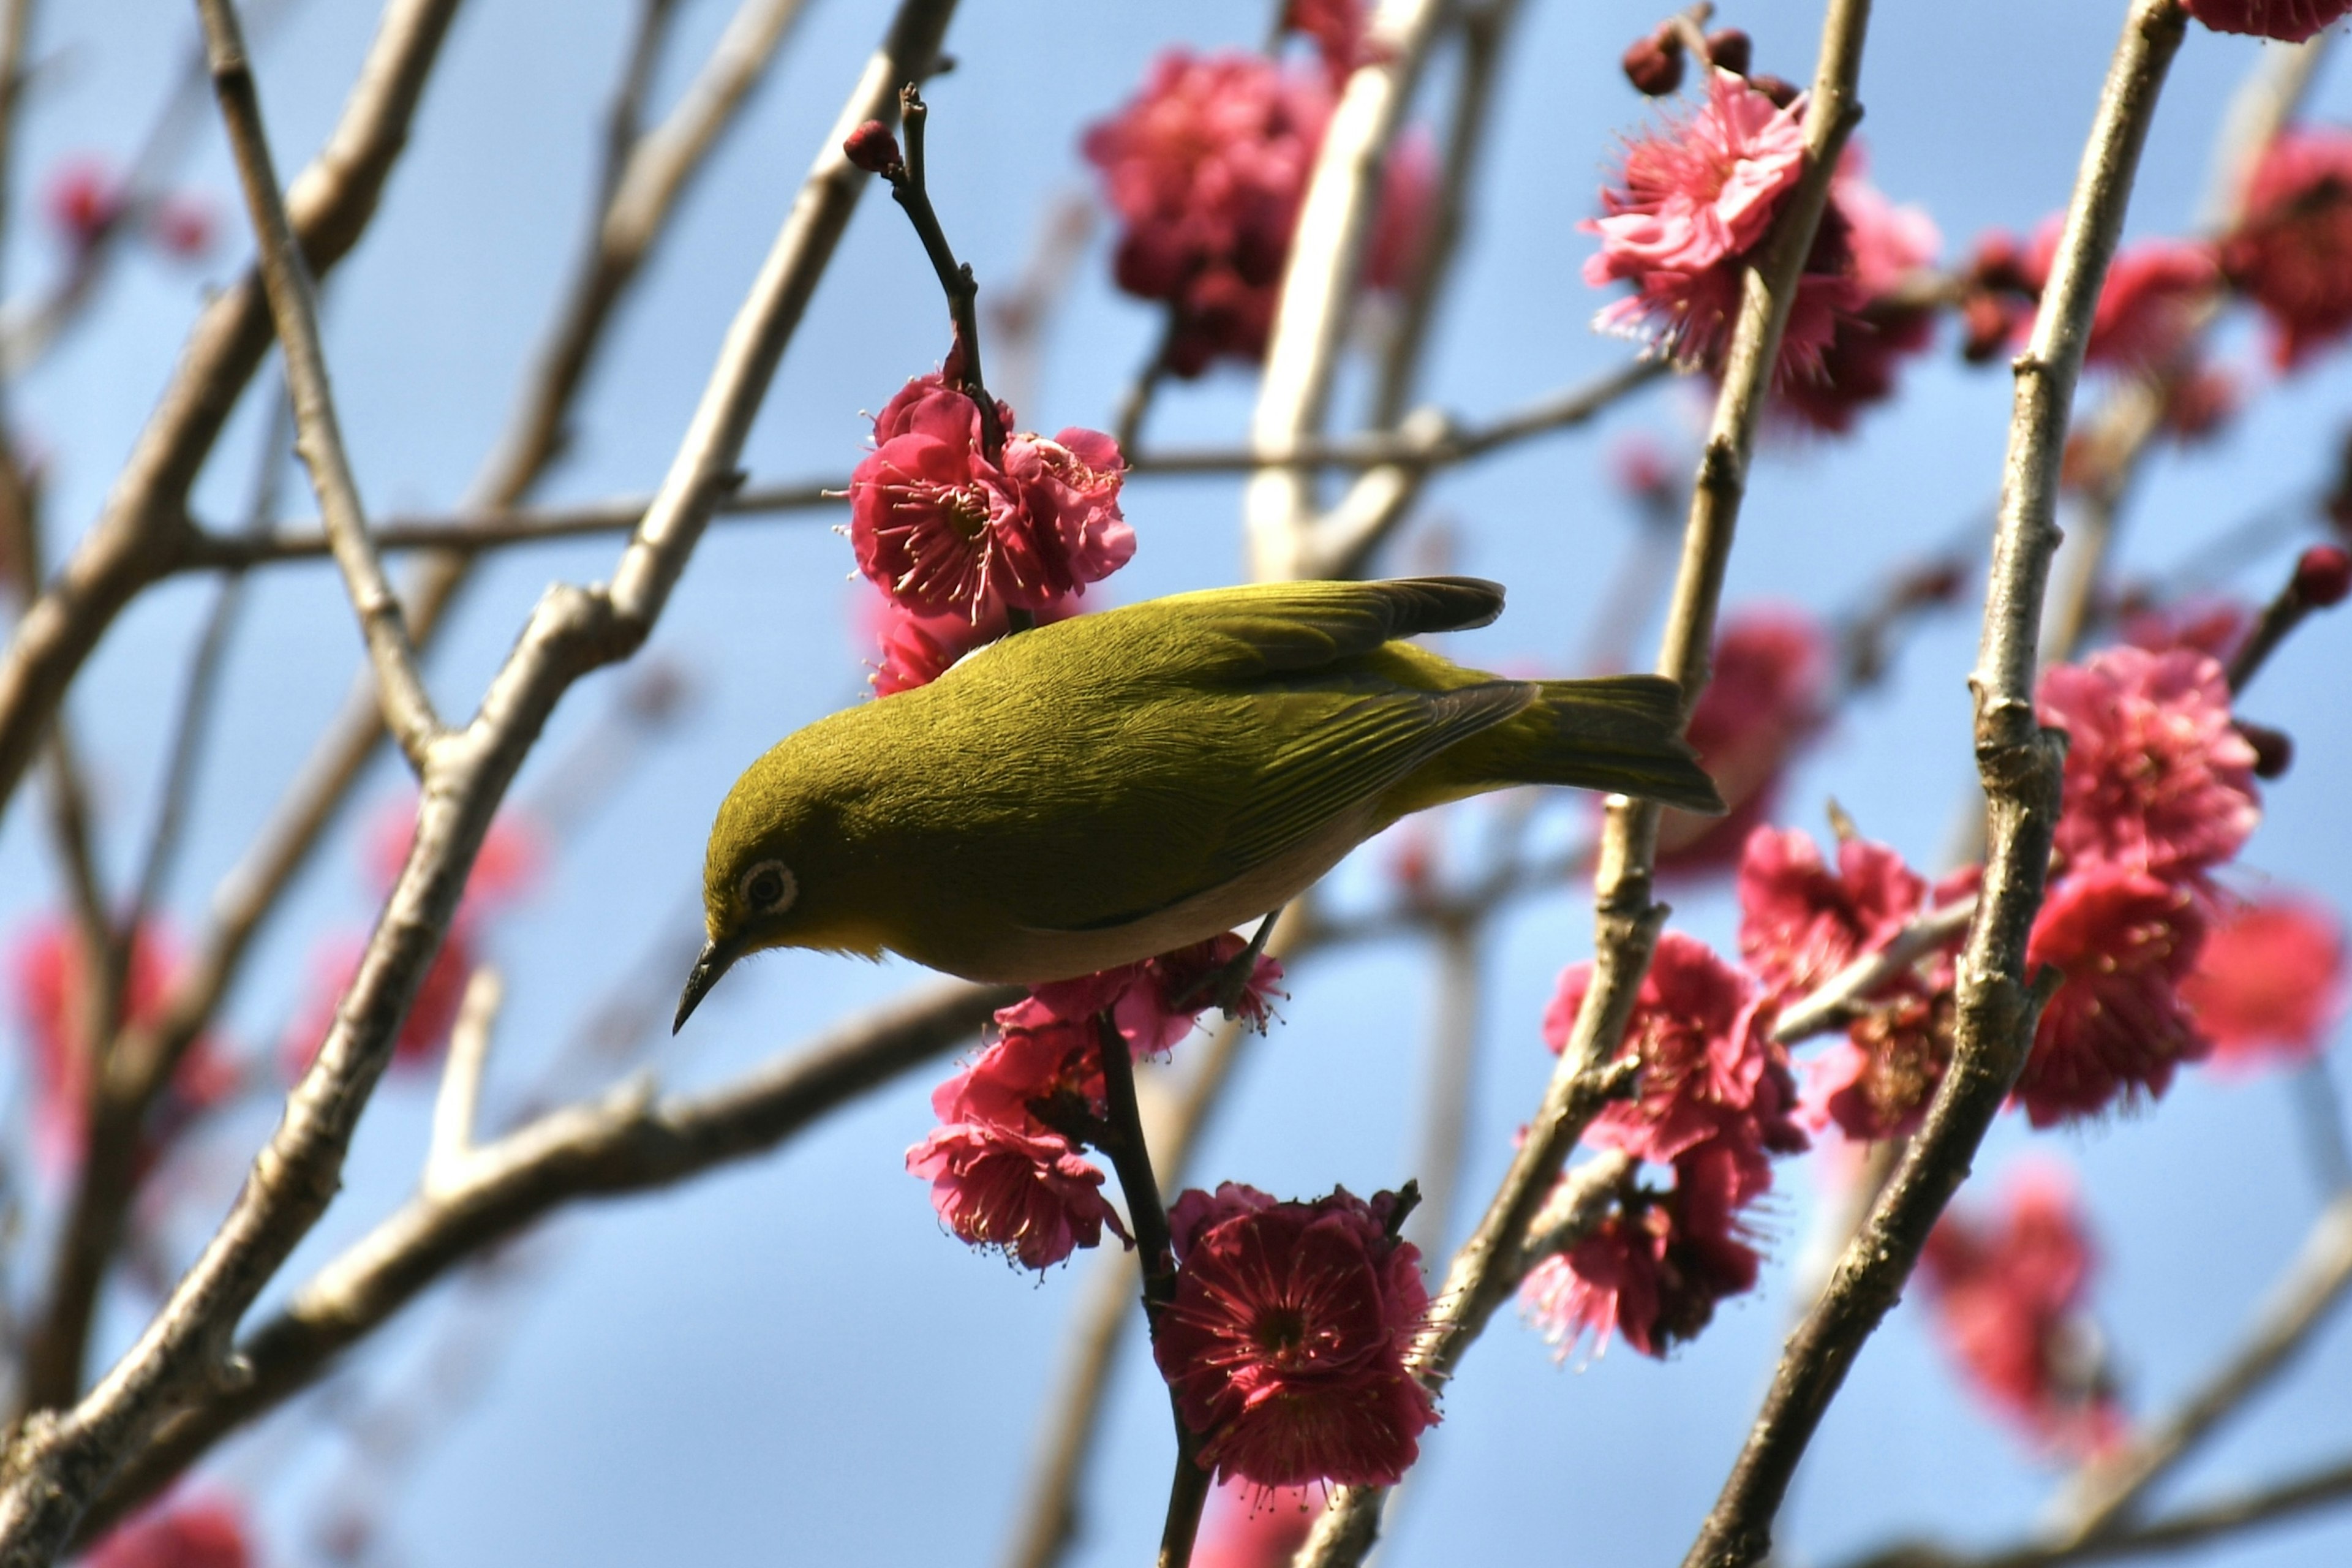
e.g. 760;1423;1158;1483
78;979;1012;1544
198;0;445;768
1677;8;2183;1567
0;0;466;827
0;4;957;1556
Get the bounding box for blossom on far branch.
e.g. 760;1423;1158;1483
1547;932;1806;1167
2181;0;2352;42
1960;224;2222;390
1772;155;1942;435
1153;1183;1436;1488
84;1494;252;1568
1735;826;1967;1141
2182;891;2348;1071
281;802;541;1078
1521;930;1805;1359
1081;22;1434;379
1654;606;1833;875
7;917;235;1174
1919;1163;2124;1460
2221;127;2352;370
908;935;1285;1271
1520;1135;1770;1360
847;371;1132;624
2038;645;2260;887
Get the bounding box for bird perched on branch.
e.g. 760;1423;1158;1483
674;577;1720;1029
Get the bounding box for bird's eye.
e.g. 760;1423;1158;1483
739;859;796;914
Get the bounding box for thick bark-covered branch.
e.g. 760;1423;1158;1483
1677;8;2185;1568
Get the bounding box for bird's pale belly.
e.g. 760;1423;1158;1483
886;809;1375;984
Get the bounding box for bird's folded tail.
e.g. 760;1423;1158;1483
1494;674;1725;815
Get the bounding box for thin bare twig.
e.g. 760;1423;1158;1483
0;5;957;1557
1771;897;1978;1044
1300;7;1873;1562
424;968;503;1197
1679;9;2184;1567
199;0;443;767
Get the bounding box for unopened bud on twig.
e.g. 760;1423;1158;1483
2294;544;2351;608
1622;27;1686;97
843;120;903;176
2236;720;2294;780
1746;72;1800;107
1703;28;1752;74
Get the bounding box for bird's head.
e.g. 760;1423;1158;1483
673;741;880;1033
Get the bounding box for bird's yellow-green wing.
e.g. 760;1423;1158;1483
1019;677;1532;932
1000;576;1507;691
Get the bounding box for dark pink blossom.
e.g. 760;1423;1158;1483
1806;985;1956;1142
1736;827;1928;1003
2118;597;2250;663
848;374;1132;621
1920;1164;2124;1458
906;1120;1129;1270
2223;129;2352;368
86;1498;251;1568
1156;1184;1436;1488
1656;608;1833;874
2038;646;2260;883
9;918;234;1172
1585;71;1862;379
1082;51;1430;375
1285;0;1373;82
2015;868;2210;1127
861;588;1078;696
2182;892;2348;1070
1547;932;1805;1166
2182;0;2351;40
1518;1135;1765;1359
2008;222;2221;371
1774;153;1942;434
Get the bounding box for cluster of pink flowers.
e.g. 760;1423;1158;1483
41;156;214;262
907;935;1284;1270
1583;73;1942;427
1726;639;2267;1134
1155;1183;1436;1488
1518;933;1806;1358
85;1495;251;1568
282;802;541;1077
7;916;235;1174
1918;1164;2123;1457
1081;1;1433;377
1654;607;1832;875
848;371;1132;630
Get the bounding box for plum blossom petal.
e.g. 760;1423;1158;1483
2015;868;2211;1127
2182;892;2348;1071
906;1120;1129;1270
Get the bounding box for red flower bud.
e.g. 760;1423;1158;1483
1703;28;1752;75
2293;543;2351;607
1621;28;1686;97
1747;73;1801;108
1961;293;2015;364
843;119;902;175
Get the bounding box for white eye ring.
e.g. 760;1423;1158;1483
739;859;797;914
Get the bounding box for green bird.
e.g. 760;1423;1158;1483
673;576;1721;1030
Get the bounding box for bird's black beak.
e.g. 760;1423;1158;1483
673;935;744;1035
